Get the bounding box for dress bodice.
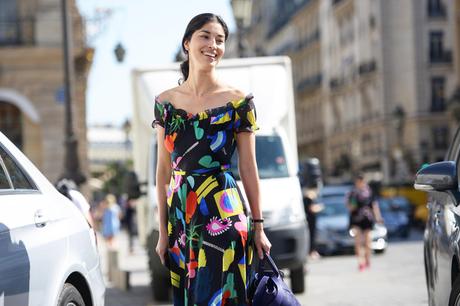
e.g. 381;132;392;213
152;94;259;173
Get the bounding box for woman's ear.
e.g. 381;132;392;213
184;40;190;53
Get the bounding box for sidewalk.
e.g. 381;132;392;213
97;230;158;306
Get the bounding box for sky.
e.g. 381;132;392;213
76;0;236;126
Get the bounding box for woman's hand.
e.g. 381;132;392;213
253;224;272;259
155;231;169;266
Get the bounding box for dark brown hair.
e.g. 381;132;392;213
179;13;229;83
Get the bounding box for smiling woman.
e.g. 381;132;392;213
152;12;272;306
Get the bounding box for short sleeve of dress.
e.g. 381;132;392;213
152;98;166;129
234;95;259;133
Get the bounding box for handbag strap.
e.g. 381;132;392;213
258;252;281;277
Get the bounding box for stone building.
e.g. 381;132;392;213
239;0;457;183
0;0;92;183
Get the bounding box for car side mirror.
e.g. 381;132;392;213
414;161;457;192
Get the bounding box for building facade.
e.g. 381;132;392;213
240;0;457;183
0;0;92;183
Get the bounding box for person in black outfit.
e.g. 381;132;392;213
347;173;383;271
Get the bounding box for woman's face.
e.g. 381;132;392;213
184;21;226;69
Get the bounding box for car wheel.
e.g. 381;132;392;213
290;266;305;294
449;277;460;306
57;283;85;306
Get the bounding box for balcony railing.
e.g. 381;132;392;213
296;73;322;93
430;50;452;64
297;29;320;51
358;60;377;76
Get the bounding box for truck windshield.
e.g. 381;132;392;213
230;135;289;179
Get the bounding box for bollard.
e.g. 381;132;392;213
107;249;118;282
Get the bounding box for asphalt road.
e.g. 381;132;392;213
103;231;427;306
295;234;427;305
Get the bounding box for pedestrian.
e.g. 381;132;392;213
152;13;271;305
101;194;121;249
122;164;141;253
56;178;94;227
302;187;322;259
346;173;383;271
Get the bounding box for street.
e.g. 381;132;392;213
296;233;427;305
102;231;427;306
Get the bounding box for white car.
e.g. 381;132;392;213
0;132;105;306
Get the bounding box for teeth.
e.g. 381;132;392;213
202;51;216;57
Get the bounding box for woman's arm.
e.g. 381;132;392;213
155;126;172;263
236;131;271;259
372;201;384;224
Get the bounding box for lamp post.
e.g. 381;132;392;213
122;119;131;161
231;0;252;57
60;0;86;185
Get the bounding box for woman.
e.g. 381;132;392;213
347;174;383;271
152;13;271;305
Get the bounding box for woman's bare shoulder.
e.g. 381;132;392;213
223;86;247;101
157;87;181;103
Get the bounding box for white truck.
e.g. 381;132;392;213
131;56;309;301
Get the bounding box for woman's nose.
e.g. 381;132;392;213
207;39;217;49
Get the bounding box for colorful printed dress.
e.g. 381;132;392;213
152;94;258;306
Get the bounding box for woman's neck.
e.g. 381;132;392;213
183;66;220;97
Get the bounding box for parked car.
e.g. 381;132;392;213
0;132;105;306
414;127;460;306
378;196;411;238
315;195;388;255
319;184;353;199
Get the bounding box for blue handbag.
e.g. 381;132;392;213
248;253;302;306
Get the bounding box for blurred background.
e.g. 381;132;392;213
0;0;458;305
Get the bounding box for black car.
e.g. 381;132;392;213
414;128;460;306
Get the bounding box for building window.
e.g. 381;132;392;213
427;0;446;18
432;126;449;150
0;102;22;149
429;31;443;61
431;77;445;112
0;0;20;45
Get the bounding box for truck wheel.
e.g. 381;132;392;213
147;230;170;301
290;266;305;294
57;283;85;306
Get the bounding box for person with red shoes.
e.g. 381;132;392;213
347;173;383;271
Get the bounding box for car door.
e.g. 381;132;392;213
428;127;460;305
0;142;67;306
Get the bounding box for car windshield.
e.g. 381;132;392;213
230;135;289;179
318;200;349;217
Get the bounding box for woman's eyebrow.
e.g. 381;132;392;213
199;30;225;38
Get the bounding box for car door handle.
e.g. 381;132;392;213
34;209;48;227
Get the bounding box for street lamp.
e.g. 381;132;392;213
231;0;252;57
60;0;86;185
114;42;126;63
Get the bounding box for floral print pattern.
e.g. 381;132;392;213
152;94;259;306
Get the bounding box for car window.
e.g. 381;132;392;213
0;146;35;190
0;160;12;189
